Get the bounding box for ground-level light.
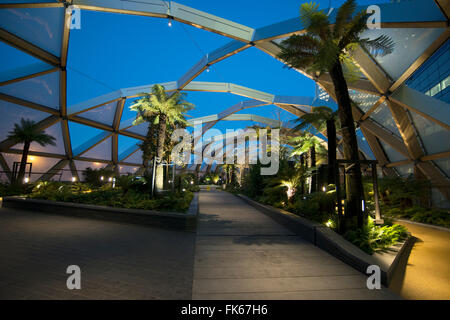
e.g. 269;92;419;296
108;177;112;182
23;177;29;183
72;177;77;182
100;176;104;181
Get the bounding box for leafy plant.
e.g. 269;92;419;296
82;167;115;188
344;218;408;255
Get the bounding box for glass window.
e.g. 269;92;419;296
430;83;441;96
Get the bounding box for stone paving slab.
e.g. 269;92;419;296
0;207;196;300
192;190;399;300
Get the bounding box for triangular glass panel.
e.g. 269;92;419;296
394;164;414;178
68;121;104;152
368;102;402;138
1;152;60;182
409;111;450;155
50;164;73;182
126;122;148;136
349;90;381;113
81;137;112;161
356;129;375;160
118;135;140;155
12;121;65;155
0;7;64;56
0;99;50;141
74;160;107;180
360;28;447;79
0;70;59;109
379;140;407;163
0;41;54;84
122;149;143;165
433;159;450;178
77;101;117;126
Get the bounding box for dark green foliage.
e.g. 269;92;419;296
289;191;337;225
363;177;449;228
28;181;193;212
0;182;34;196
240;163;266;199
343;218;408;255
384;205;449;228
82;168;115;188
378;177;430;209
175;173;199;192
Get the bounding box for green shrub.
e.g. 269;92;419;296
289;191;337;225
344;218;409;255
28;181;194;213
82;168;115;188
0;182;34;197
383;205;450;228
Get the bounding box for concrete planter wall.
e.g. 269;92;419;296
237;194;415;287
2;193;199;232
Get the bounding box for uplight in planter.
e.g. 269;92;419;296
72;177;77;182
24;177;29;183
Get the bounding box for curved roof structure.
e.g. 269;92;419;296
0;0;449;206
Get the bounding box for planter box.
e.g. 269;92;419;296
237;194;415;287
2;193;199;232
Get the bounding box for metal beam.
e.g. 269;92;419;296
390;85;450;130
6;149;66;159
0;2;64;8
353;106;410;158
349;46;392;94
387;100;424;160
38;159;70;181
112;133;118;164
177;41;251;90
360;96;387;121
0;28;60;67
0;92;60;115
0;152;12;183
360;127;396;176
416;161;450;200
113;98;126;130
390;29;450;93
72;131;112;157
0;67;59;87
61;119;73;159
72;0;254;42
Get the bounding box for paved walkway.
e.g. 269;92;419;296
192;190;398;299
0;206;195;299
389;220;450;300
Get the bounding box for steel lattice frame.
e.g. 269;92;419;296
0;0;449;201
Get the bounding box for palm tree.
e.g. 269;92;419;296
278;0;394;229
130;84;194;192
294;106;339;185
289;132;326;193
7;119;56;184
